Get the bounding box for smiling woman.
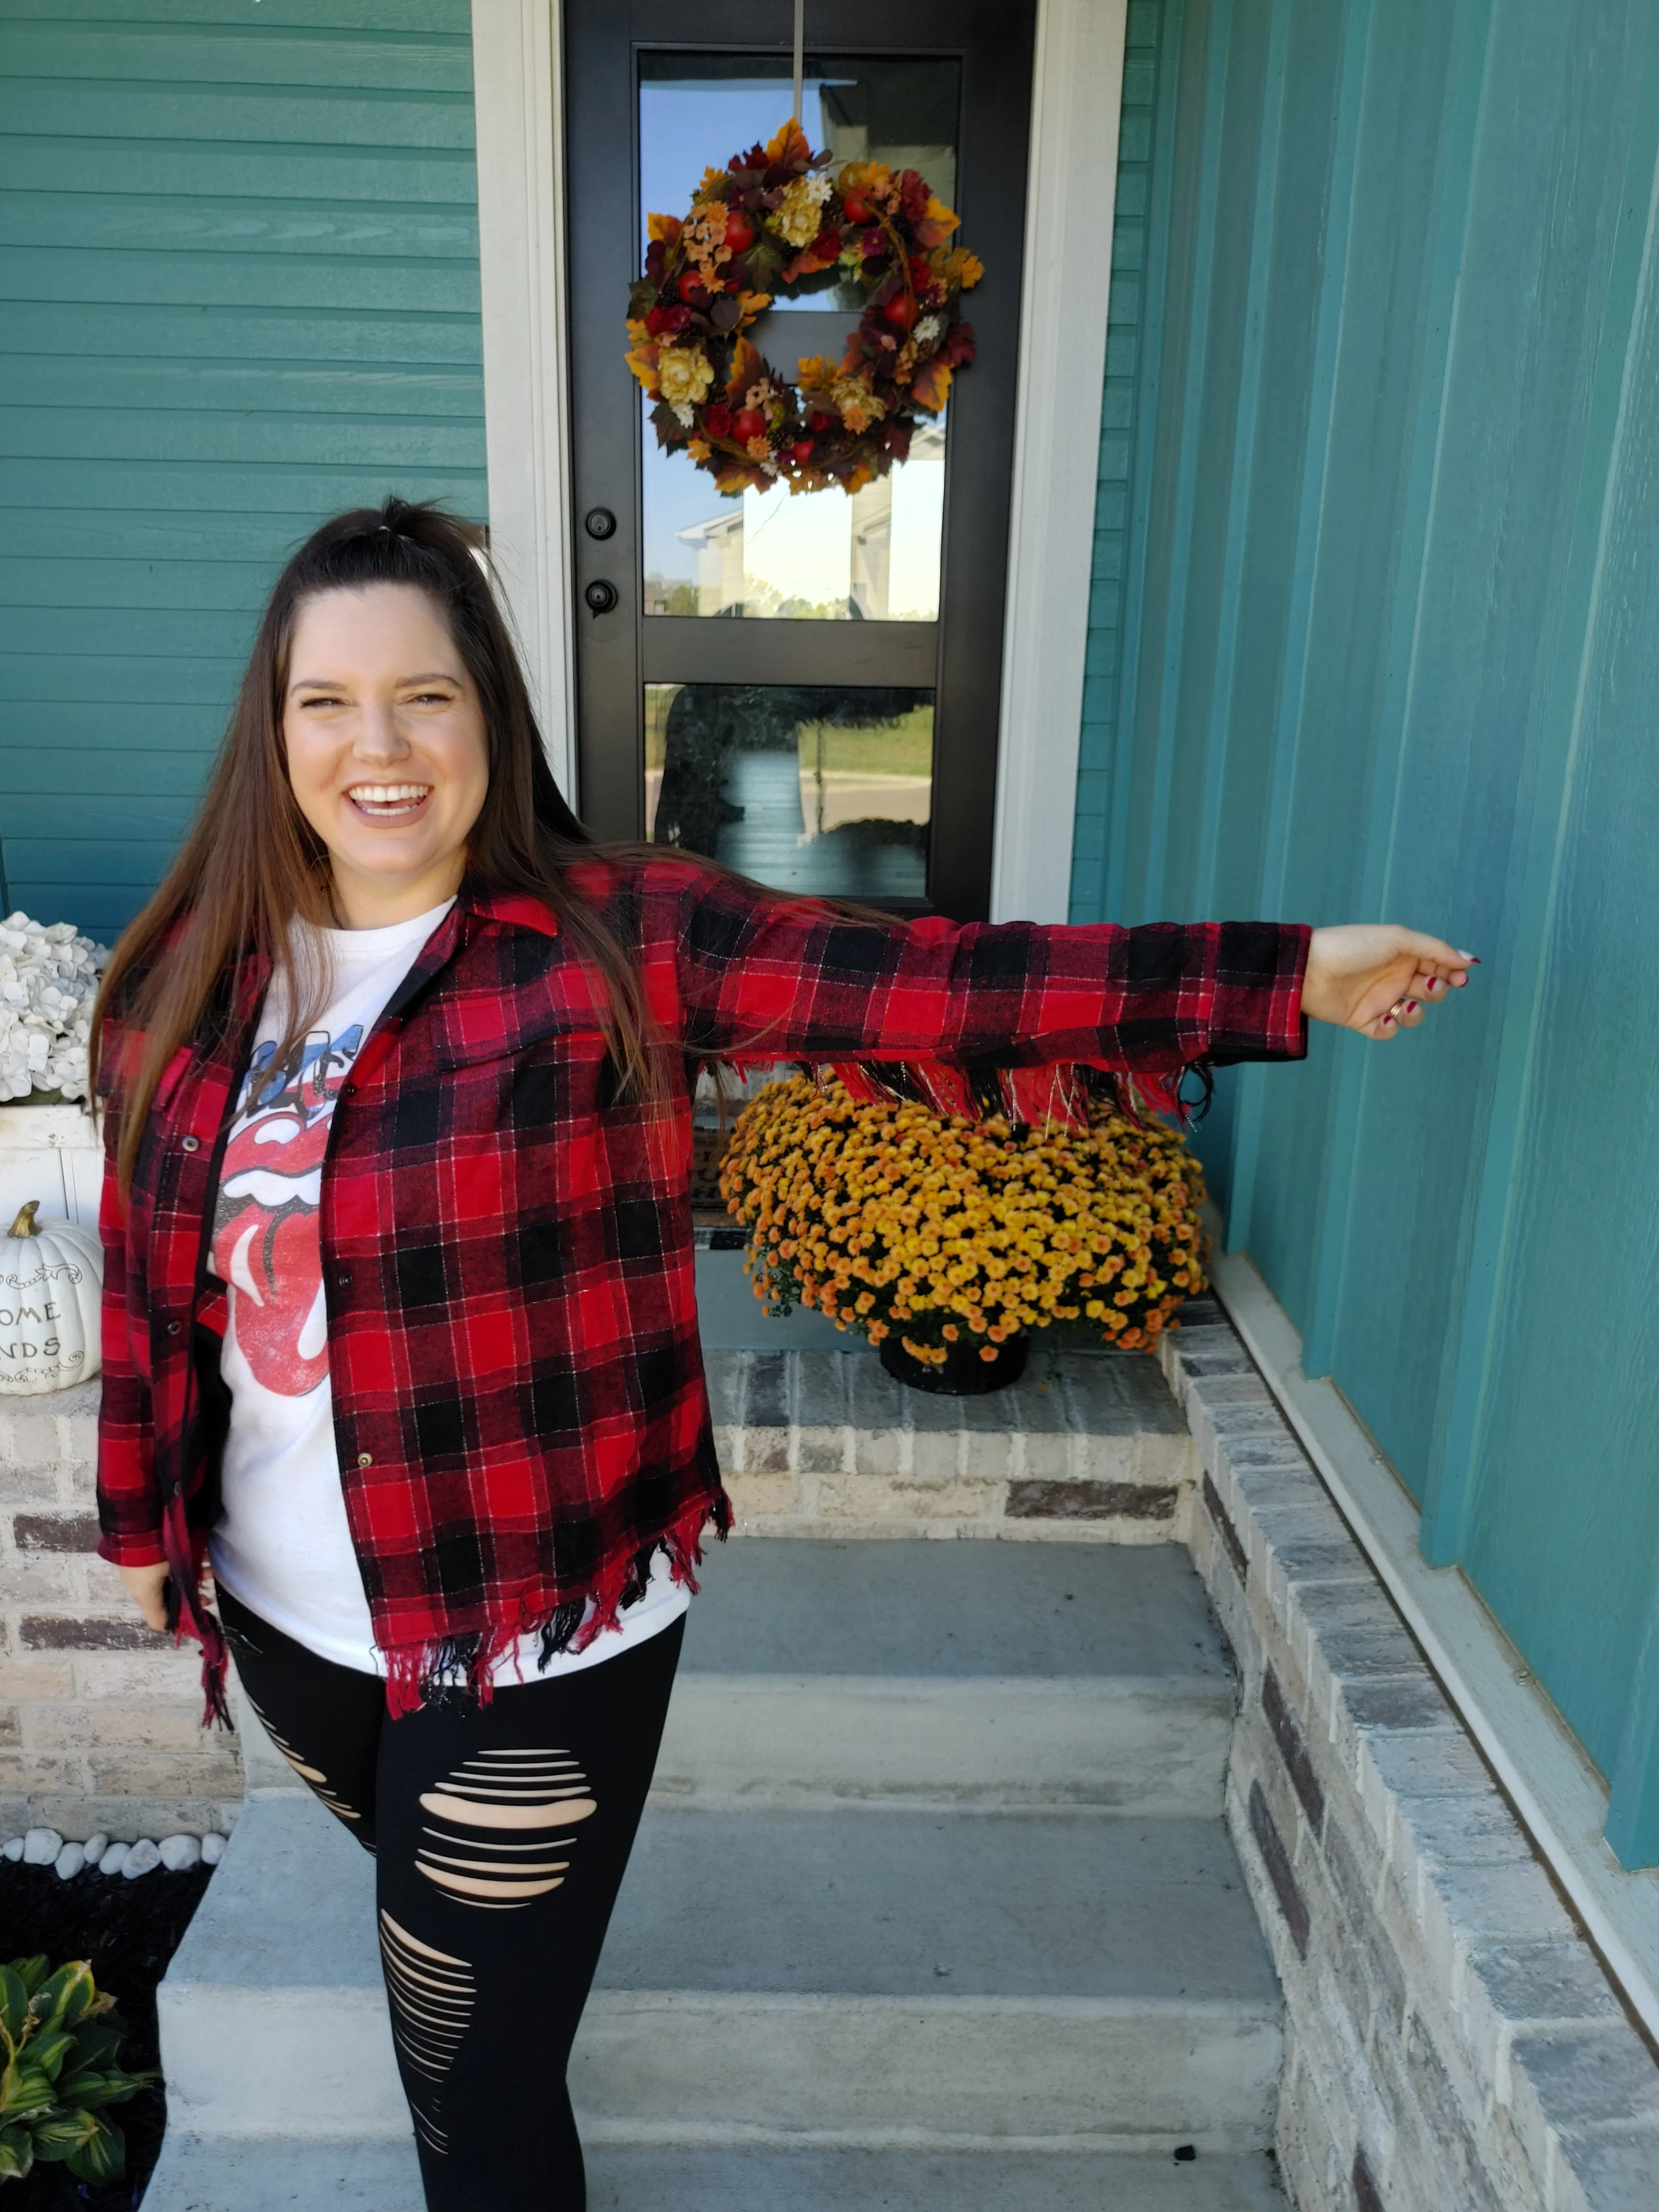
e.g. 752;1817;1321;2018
82;498;1470;2212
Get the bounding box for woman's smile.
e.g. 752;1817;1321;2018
344;781;434;821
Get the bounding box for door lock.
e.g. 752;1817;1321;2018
584;578;619;615
584;507;618;540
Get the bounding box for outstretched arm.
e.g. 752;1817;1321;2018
672;885;1310;1076
666;864;1473;1075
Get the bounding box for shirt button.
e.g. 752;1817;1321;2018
180;1135;200;1153
357;1453;373;1469
337;1272;350;1288
166;1321;182;1337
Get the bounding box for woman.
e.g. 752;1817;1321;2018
94;501;1469;2208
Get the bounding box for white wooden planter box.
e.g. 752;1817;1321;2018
0;1102;103;1233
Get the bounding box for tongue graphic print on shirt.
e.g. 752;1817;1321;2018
212;1027;363;1398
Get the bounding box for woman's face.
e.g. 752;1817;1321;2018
283;584;490;927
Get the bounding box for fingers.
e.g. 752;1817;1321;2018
117;1562;172;1633
1370;994;1427;1041
1388;928;1470;979
1368;930;1478;1042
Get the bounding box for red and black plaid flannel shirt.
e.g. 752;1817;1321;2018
96;858;1308;1715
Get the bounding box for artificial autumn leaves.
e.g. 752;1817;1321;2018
627;118;984;497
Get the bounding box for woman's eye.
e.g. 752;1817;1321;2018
409;690;454;705
298;694;345;709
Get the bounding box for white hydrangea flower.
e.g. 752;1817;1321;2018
0;912;111;1102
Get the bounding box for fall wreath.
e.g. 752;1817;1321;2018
626;118;983;498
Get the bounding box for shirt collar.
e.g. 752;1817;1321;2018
457;878;562;939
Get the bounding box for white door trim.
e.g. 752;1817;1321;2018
991;0;1128;922
470;0;576;798
471;0;1129;896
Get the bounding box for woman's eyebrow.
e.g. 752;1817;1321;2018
288;669;462;690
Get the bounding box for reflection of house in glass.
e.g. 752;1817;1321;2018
644;683;933;900
671;422;945;620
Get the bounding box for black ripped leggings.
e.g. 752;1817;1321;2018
216;1585;683;2211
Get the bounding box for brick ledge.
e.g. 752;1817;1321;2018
706;1345;1198;1542
1160;1305;1659;2212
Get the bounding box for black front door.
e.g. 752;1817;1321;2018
563;0;1035;919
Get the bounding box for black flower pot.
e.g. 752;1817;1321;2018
878;1329;1029;1396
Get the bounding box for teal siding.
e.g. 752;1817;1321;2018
1084;0;1659;1865
0;0;486;934
1069;0;1168;924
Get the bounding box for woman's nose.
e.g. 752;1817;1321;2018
353;702;409;761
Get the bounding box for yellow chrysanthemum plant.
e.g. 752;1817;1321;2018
627;118;983;499
719;1073;1209;1394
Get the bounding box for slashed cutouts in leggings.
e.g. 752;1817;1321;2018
378;1910;475;2157
415;1747;596;1909
241;1689;364;1825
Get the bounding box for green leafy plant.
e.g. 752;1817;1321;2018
0;1956;155;2187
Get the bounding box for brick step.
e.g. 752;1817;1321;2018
695;1250;1200;1542
145;2134;1288;2210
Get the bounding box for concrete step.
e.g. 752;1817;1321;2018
146;2133;1286;2210
159;1791;1281;2149
661;1539;1235;1814
155;1539;1279;2189
580;1803;1281;2145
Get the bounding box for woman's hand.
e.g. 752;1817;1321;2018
1303;926;1475;1040
118;1560;172;1632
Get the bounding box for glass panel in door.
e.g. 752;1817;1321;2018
638;53;959;624
645;682;933;898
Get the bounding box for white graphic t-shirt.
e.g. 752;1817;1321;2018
206;901;689;1679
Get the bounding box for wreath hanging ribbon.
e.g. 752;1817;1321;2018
626;118;984;498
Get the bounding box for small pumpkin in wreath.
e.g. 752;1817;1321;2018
626;117;983;498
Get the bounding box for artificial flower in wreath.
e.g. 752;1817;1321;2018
626;117;984;498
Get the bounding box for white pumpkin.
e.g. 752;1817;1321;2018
0;1201;102;1394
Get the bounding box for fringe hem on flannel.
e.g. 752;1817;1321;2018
378;1488;732;1719
707;1052;1215;1133
808;1056;1215;1131
183;1490;730;1726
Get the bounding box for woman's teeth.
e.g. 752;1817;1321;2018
346;784;431;818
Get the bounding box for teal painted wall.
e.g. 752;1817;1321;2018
1069;0;1166;926
1079;0;1659;1865
0;0;487;936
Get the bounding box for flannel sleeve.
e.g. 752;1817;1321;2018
671;874;1310;1075
94;1117;166;1570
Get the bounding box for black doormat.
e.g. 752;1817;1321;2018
0;1857;213;2208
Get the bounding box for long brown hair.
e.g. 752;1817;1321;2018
92;500;661;1192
